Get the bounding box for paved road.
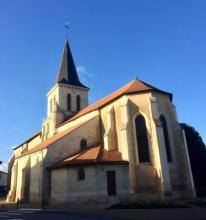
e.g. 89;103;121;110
0;210;126;220
0;208;206;220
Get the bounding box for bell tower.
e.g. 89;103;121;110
42;39;89;140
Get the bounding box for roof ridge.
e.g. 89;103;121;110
48;144;101;169
96;145;104;161
68;144;100;162
58;79;172;127
13;130;42;150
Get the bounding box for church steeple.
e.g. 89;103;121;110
56;40;88;88
42;38;89;140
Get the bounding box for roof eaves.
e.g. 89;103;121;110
13;131;42;150
48;144;101;169
61;89;172;126
50;160;129;170
16;118;95;159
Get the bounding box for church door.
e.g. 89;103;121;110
107;171;117;196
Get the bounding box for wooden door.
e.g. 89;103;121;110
107;171;117;196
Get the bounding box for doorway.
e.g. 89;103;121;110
107;171;117;196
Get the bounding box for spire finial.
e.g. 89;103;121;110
64;21;69;40
135;75;139;80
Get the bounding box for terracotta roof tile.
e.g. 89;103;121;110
16;119;92;159
51;145;128;168
60;79;172;125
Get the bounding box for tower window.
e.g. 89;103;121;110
80;139;87;151
159;115;172;162
76;95;81;112
78;168;85;181
135;114;150;163
67;94;71;111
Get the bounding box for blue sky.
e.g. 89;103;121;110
0;0;206;166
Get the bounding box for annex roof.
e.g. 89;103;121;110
50;145;128;169
16;118;93;159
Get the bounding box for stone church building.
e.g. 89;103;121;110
7;39;195;205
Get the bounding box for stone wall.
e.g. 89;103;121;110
8;89;196;204
13;134;41;157
50;164;129;205
152;92;195;199
43;83;89;139
45;115;100;167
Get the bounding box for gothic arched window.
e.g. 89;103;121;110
67;94;71;111
135;114;150;162
80;139;87;151
159;115;172;162
78;168;85;181
76;95;81;112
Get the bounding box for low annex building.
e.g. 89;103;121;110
7;39;196;205
0;171;8;195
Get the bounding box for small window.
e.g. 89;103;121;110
80;139;87;151
78;168;85;181
76;95;81;112
67;94;71;111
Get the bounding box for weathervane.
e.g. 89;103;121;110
64;21;69;40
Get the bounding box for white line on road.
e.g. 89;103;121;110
8;219;24;220
0;212;21;216
19;208;42;211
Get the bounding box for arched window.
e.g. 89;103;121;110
80;139;87;151
135;114;150;162
76;95;81;112
159;115;172;162
67;94;71;111
78;168;85;181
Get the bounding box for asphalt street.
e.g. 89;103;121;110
0;208;206;220
0;209;126;220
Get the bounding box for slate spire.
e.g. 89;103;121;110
56;40;87;88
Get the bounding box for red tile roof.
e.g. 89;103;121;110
50;145;128;168
15;79;171;160
16;119;92;159
60;79;172;125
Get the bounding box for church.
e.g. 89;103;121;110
7;38;196;206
